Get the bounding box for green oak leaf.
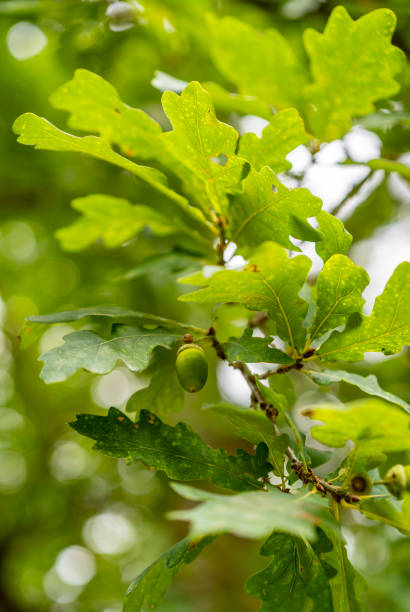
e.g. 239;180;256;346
49;68;164;160
319;525;369;612
55;194;189;251
245;531;333;611
303;6;405;140
179;242;311;351
209;15;308;110
12;113;208;231
39;325;180;383
169;483;333;541
71;408;271;492
315;211;352;262
238;108;311;173
126;348;184;417
304;368;410;413
319;262;410;361
229;167;322;250
161;81;247;215
203;403;290;479
123;536;215;612
309;255;369;344
303;399;410;469
224;329;294;364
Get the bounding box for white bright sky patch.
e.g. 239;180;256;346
151;71;188;93
7;22;47;60
91;367;140;408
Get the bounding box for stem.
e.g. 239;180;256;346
207;327;361;504
330;169;373;217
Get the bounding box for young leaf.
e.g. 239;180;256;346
229;167;322;250
245;531;333;611
123;536;215;612
359;497;410;535
49;69;164;160
203;403;290;479
304;368;410;413
238;109;311;173
39;326;180;383
71;408;271;492
224;329;294;364
55;194;190;251
202;81;271;119
126;348;184;417
303;6;405;140
169;483;333;541
13;113;208;230
161;81;246;215
209;16;308;109
180;242;311;351
315;211;352;263
319;262;410;361
318;525;369;612
303;399;410;468
309;255;369;344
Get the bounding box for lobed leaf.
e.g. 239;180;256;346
49;68;163;160
309;255;369;344
315;211;352;263
238;108;311;173
71;408;271;492
224;329;294;364
170;483;333;541
180;242;312;351
303;6;405;140
246;531;333;611
303;399;410;468
161;81;247;215
209;16;308;110
39;326;180;383
319;262;410;361
229;167;322;250
56;194;190;251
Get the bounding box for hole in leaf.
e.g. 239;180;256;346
211;154;228;166
272;184;278;193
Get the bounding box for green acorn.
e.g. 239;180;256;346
349;472;372;496
384;464;410;499
175;343;208;393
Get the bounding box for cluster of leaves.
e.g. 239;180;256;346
14;5;410;612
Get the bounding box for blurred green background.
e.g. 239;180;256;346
0;1;409;610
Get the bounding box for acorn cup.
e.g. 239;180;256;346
382;464;410;499
175;343;208;393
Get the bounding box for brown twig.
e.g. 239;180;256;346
207;327;360;504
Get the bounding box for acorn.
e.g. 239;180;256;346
175;344;208;393
384;464;410;499
349;472;373;496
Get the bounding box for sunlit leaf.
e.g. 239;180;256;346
319;263;410;361
180;242;311;351
303;399;410;468
238;109;311;173
303;6;405;140
229;167;322;250
315;211;352;262
161;81;247;215
309;255;369;344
